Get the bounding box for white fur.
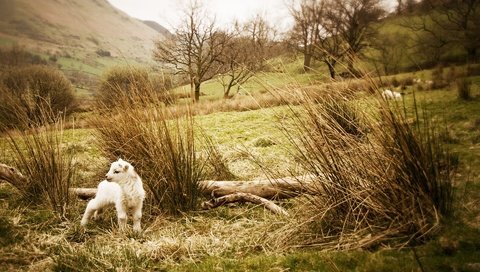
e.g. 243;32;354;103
382;89;402;100
81;159;145;232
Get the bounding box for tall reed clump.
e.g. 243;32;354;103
92;75;203;215
277;86;455;249
3;109;76;218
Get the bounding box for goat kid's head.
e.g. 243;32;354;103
105;159;135;184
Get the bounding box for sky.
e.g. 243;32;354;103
107;0;397;34
107;0;293;33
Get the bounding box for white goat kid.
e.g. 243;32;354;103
382;89;402;100
80;159;145;232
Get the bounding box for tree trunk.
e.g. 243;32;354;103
199;175;315;199
194;82;201;102
303;53;312;72
326;61;336;79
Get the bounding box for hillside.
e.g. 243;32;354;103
143;20;171;38
0;0;168;65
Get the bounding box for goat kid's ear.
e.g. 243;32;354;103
123;164;129;171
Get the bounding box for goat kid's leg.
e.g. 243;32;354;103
115;202;128;232
81;199;100;227
132;203;143;233
92;208;103;221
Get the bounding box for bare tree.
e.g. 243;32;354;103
217;17;272;99
328;0;385;73
289;0;382;78
368;33;409;75
217;38;253;98
154;2;228;102
407;0;480;63
289;0;324;71
314;13;346;79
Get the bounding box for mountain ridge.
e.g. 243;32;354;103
0;0;168;65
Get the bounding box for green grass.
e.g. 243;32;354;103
196;107;293;179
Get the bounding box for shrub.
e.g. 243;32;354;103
0;45;47;68
456;78;472;101
0;65;77;131
96;66;173;108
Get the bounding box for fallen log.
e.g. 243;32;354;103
199;175;316;199
70;175;316;200
0;163;27;187
200;193;289;216
1;163;317;201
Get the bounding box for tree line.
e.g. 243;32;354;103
155;0;479;102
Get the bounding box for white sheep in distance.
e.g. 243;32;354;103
80;159;145;232
382;89;402;100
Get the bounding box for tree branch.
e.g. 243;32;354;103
200;192;289;216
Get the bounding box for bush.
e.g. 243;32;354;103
0;46;47;68
0;65;77;130
96;66;173;108
456;78;472;101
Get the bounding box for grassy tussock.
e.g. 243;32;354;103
92;76;205;215
275;85;455;249
4;113;76;218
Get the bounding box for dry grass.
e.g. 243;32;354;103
49;206;296;270
3;112;76;218
272;83;456;249
92;77;206;215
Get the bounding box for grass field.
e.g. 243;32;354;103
1;61;480;270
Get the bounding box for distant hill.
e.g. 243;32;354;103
143;20;172;38
0;0;168;66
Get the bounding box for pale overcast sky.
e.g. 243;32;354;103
107;0;293;33
106;0;397;33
